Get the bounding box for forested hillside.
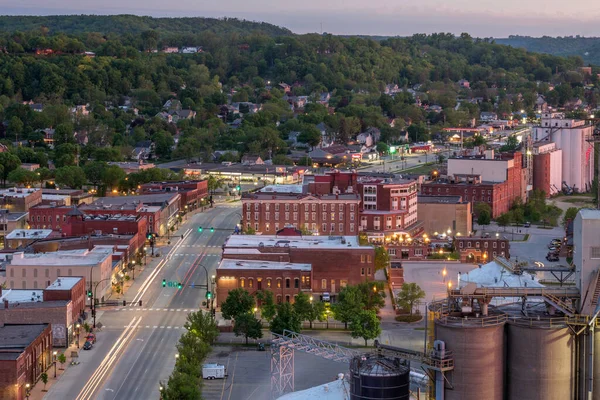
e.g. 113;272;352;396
0;15;292;37
496;36;600;66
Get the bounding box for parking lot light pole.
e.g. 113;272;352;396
53;351;57;378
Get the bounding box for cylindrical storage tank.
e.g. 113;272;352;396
507;320;574;400
349;355;409;400
435;315;506;400
594;328;600;400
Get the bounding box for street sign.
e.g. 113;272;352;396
389;146;396;154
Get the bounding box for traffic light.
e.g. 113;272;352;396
177;282;182;289
147;233;153;240
210;227;214;233
206;291;212;300
87;290;92;298
162;279;166;287
198;226;203;233
236;185;241;191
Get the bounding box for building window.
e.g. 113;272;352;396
266;204;270;211
367;268;371;275
285;212;290;220
275;212;279;220
459;242;464;248
266;213;270;221
361;254;366;263
22;269;26;278
322;223;327;232
350;223;355;232
330;223;335;232
277;295;282;304
275;204;280;211
255;223;259;231
331;212;335;221
285;278;290;288
312;204;316;211
294;204;298;211
361;267;365;276
34;281;38;289
493;242;497;248
501;243;505;249
339;212;343;220
331;204;335;211
321;279;327;290
285;204;290;211
277;278;282;288
304;204;309;211
415;248;423;256
484;242;488;248
304;212;308;221
311;212;316;220
476;242;480;248
467;242;472;248
266;224;270;231
267;278;272;288
341;280;348;288
240;278;245;288
350;204;355;211
22;281;26;289
57;269;60;276
367;255;372;263
285;295;291;303
254;212;259;221
33;268;38;278
322;212;327;220
339;223;343;232
322;204;327;211
350;213;355;221
294;278;299;288
388;248;396;255
248;278;253;288
246;203;251;210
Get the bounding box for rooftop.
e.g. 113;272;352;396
578;208;600;220
46;276;83;291
0;188;40;198
260;185;304;194
0;289;44;304
418;195;464;204
224;235;367;250
278;376;349;400
9;246;113;266
218;259;311;271
92;193;179;207
0;211;28;221
5;229;54;240
0;324;49;360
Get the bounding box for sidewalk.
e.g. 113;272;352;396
27;343;81;400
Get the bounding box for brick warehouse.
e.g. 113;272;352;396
454;237;510;263
217;229;375;304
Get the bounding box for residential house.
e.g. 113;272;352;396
356;132;374;147
316;122;334;148
25;101;44;113
72;104;90;116
318;92;331;105
162;47;179;53
385;84;401;95
163;99;182;112
181;47;201;54
428;105;443;113
458;79;470;89
279;83;291;93
155;111;173;123
171;109;196;122
132;141;153;161
241;155;264;166
480;112;498;121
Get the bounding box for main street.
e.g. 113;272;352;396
359;148;453;174
45;203;242;400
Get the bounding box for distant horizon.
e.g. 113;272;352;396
1;3;600;38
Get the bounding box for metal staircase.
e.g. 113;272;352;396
590;269;600;309
543;293;575;316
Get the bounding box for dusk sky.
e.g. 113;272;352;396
1;0;599;37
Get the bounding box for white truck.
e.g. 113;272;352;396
202;363;227;380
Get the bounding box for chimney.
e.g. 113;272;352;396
3;299;8;309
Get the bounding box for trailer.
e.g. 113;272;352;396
202;363;227;380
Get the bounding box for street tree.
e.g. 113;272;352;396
256;290;277;321
233;313;263;345
563;207;580;228
83;161;108;189
293;292;313;325
221;288;254;320
374;246;390;271
350;310;381;346
376;142;389;155
0;152;21;185
54;166;86;189
396;282;425;315
332;285;363;329
477;210;491;226
306;300;327;329
297;125;321;148
184;310;219;344
357;281;386;312
41;372;48;391
101;164;126;189
165;369;201;400
7;167;38;187
496;212;512;230
57;353;66;370
270;302;302;335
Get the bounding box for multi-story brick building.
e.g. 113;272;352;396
140;180;208;211
421;175;512;219
218;230;375;303
0;188;42;212
532;142;563;197
28;204;73;231
454;237;510;263
418;195;472;236
242;190;361;236
0;323;52;400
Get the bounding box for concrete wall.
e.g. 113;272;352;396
507;324;574;400
417;200;472;236
448;158;510;183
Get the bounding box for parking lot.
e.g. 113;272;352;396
202;345;346;400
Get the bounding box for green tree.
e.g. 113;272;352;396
221;288;254;320
8;116;23;140
495;212;512;230
357;281;386;312
164;370;201;400
332;285;363;329
395;282;425;315
101;164;126;189
272;154;294;165
350;310;381;346
54;123;75;145
563;207;580;228
474;202;492;216
0;152;21;185
374;246;390;271
57;353;67;369
297;156;313;166
256;290;277;321
54;166;86;189
306;300;326;329
477;210;491;226
7;168;37;187
40;372;48;391
292;292;313;326
500;135;519;152
297;126;321;148
53;143;79;167
207;175;223;194
270;302;302;335
183;310;219;344
376;142;389;154
233;313;263;345
84;161;107;188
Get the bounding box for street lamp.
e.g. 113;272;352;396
447;281;453;291
309;296;313;303
53;351;57;378
76;323;81;348
175;353;179;360
25;383;31;400
442;267;447;283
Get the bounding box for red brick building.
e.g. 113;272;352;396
28;204;72;231
140;180;209;210
217;230;375;303
78;202;160;235
421;175;512;219
242;191;361;235
454;237;510;263
0;324;52;400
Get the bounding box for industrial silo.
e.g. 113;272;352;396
506;318;575;400
349;354;410;400
434;313;506;400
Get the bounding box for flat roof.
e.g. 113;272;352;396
224;235;368;250
578;209;600;220
260;185;304;194
0;289;44;303
219;259;311;271
5;229;53;240
418;195;464;204
0;212;28;221
92;193;179;206
0;188;40;198
0;324;49;360
10;247;113;266
46;276;83;290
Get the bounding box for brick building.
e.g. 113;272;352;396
0;188;42;212
242;190;361;235
532;142;563;197
218;230;375;303
0;276;85;347
454;237;510;263
0;211;28;250
418;195;472;236
5;229;59;250
28;204;73;231
0;324;52;400
217;259;312;305
421;175;512;219
140;180;209;211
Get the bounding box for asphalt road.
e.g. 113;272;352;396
360;149;452;174
44;204;242;400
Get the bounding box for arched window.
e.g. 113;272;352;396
240;278;246;288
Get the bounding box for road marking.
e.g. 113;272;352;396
167;326;172;329
176;309;181;311
184;309;188;312
150;308;154;311
153;326;157;328
76;316;142;400
145;325;150;328
163;308;168;311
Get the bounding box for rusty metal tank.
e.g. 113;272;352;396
507;318;575;400
434;313;506;400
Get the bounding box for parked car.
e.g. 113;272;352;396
523;222;531;227
548;246;558;251
257;343;265;351
83;341;93;350
86;333;96;344
546;254;559;262
322;292;330;302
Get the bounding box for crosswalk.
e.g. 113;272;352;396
174;253;219;257
102;325;189;330
178;245;221;248
116;308;197;312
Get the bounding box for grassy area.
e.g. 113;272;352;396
401;162;439;175
413;327;426;331
561;197;595;204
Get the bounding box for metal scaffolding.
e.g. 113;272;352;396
271;343;294;398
